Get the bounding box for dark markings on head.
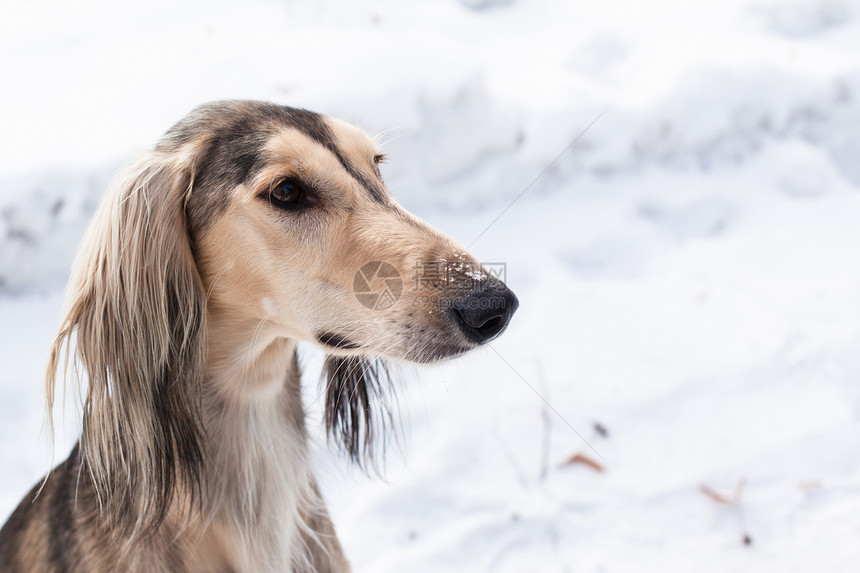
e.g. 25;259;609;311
155;100;389;239
291;114;389;207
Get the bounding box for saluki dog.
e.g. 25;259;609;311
0;101;517;572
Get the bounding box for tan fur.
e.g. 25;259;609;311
198;124;471;365
0;101;517;572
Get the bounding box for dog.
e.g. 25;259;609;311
0;101;517;572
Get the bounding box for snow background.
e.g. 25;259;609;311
2;0;860;570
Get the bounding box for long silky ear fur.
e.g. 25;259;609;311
45;152;206;538
323;356;398;468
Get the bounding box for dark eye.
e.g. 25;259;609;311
268;178;305;209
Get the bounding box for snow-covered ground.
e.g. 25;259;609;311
3;0;860;570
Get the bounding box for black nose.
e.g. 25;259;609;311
451;282;519;344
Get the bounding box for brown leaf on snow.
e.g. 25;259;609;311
799;480;821;492
700;477;746;505
560;453;605;473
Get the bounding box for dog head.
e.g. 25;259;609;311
47;101;518;530
162;101;518;364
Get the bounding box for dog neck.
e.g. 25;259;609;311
193;309;313;572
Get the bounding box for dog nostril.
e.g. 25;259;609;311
478;315;503;334
451;285;518;344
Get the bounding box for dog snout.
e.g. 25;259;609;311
450;282;518;344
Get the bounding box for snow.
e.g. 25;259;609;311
2;0;860;570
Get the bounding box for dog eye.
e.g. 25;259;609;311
268;178;305;209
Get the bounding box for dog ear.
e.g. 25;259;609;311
323;355;396;468
46;152;206;536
